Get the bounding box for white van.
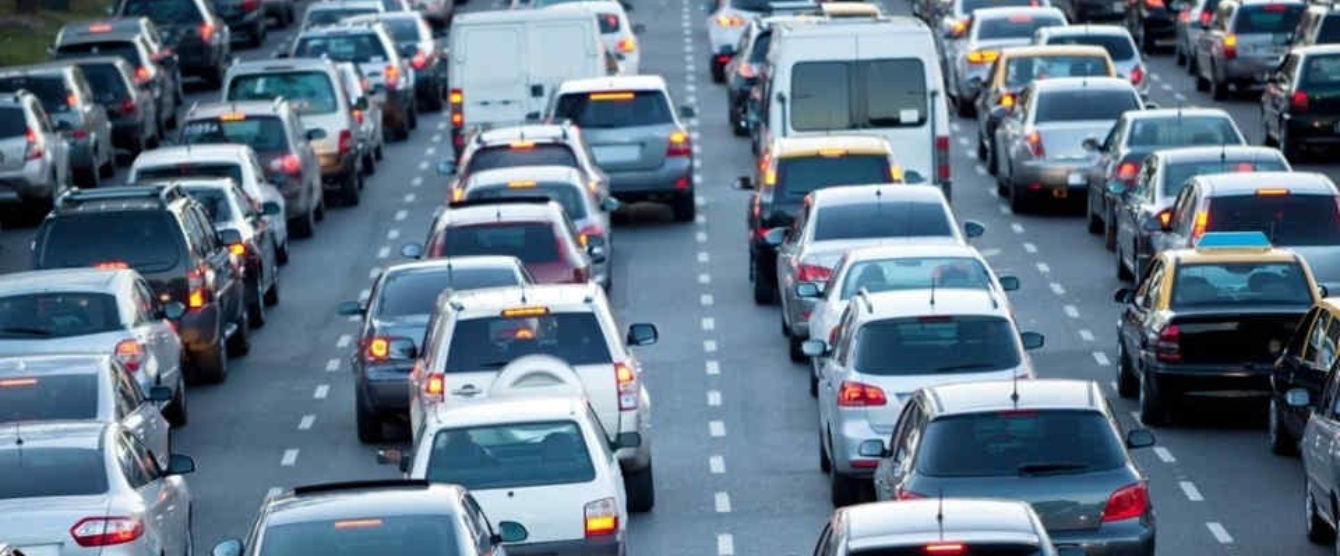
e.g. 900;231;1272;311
759;14;954;199
447;9;614;153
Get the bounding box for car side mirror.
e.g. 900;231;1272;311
1082;137;1101;152
437;160;456;175
762;227;787;246
1287;388;1312;408
262;201;282;216
1321;285;1330;298
963;220;986;239
1144;101;1160;110
633;23;646;34
734;176;754;190
217;228;243;246
679;105;696;119
165;454;195;475
587;244;607;264
1125;429;1156;449
212;540;243;556
401;243;425;259
1113;287;1134;304
337;300;365;316
795;281;823;299
494;521;529;544
857;439;889;458
148;386;173;403
160;301;187;321
626;323;658;346
601;197;621;212
998;275;1020;291
305;128;326;141
1020;331;1045;350
801;339;829;357
615;432;642;449
904;170;926;184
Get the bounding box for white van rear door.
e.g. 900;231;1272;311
526;20;601;118
456;24;528;126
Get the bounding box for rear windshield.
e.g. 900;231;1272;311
182;187;234;222
1301;54;1340;89
1126;116;1241;148
75;64;131;103
257;515;463;556
37;212;183;273
306;8;378;27
135;162;244;184
916;410;1126;477
120;0;203;23
54;42;143;66
1318;17;1340;44
775;155;892;199
977;14;1065;40
850;546;1042;556
853;316;1021;375
1236;4;1303;33
791;59;928;130
1206;193;1340;246
814;202;953;241
1034;89;1139;122
376;267;522;317
1004;55;1111;88
426;421;594;489
444;313;611;371
0;448;108;498
840;257;992;299
1171;262;1312;308
1044;34;1136;60
181;117;290;152
294;34;388;63
465;145;578;173
0;108;26;138
597;12;621;33
467;184;588;220
961;0;1039;15
552;91;673;128
0;292;122;338
731;0;794;11
227;72;337;114
0;76;73;117
434;223;563;264
381;18;423;42
1160;159;1288;197
749;31;772;64
0;374;99;422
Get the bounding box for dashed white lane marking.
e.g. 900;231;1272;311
698;273;712;285
696;231;708;243
1180;481;1204;501
701;294;715;306
1092;352;1111;366
281;449;299;466
437;121;447;130
709;420;726;437
1160;82;1173;92
394;210;408;221
418;161;429;171
298;415;315;430
950;122;962;133
1150;72;1162;82
313;384;330;399
1037;262;1051;274
368;267;381;279
377;246;390;259
1079;329;1095;341
1154;446;1176;463
998;205;1009;215
387;229;400;240
1010;223;1024;234
358;289;371;302
974;165;987;176
698;251;710;263
709;455;726;474
1050;282;1066;295
702;317;716;331
411;177;423;187
404;193;416;203
1174;92;1187;102
957;137;970;147
707;390;721;406
706;360;721;375
431;133;441;143
325;358;340;372
980;248;1001;258
424;147;436;156
336;334;352;349
715;492;732;513
717;534;735;556
703;339;718;353
1063;305;1080;318
1023;242;1037;253
1206;522;1233;544
696;214;707;225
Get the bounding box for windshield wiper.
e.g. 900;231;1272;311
934;362;1001;373
0;327;55;337
1018;462;1090;476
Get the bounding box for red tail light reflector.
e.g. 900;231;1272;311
114;340;144;372
70;517;144;547
837;381;887;407
1102;482;1149;522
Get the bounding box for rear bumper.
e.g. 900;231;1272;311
1147;361;1273;398
607;158;692;196
1012;159;1095;198
831;413;890;477
506;535;622;556
111;119;144;151
0;163;56;203
358;361;414;414
318;151;358;186
1285;116;1340;146
1050;519;1156;556
1221;55;1279;83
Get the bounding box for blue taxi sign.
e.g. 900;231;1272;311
1193;231;1272;250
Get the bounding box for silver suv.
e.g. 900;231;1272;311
0;64;115;187
0;91;70;217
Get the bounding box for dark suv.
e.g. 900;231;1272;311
113;0;232;87
1262;45;1340;160
32;185;249;384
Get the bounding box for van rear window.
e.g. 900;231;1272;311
790;59;927;131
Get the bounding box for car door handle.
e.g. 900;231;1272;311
452;385;480;396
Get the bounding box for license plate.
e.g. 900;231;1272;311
592;145;641;164
1052;188;1069;199
1067;172;1086;186
19;545;60;556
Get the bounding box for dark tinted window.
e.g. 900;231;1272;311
381;19;423;42
0;448;108;498
1045;34;1136;60
731;0;791;11
0;108;26;138
865;59;928;127
596;12;621;33
435;223;562;264
850;546;1042;556
0;374;99;421
1160;159;1288;197
257;515;464;556
426;421;594;489
120;0;203;23
75;64;131;103
853;316;1021;375
1318;16;1340;43
916;410;1127;477
1171;262;1312;307
1301;54;1340;89
444;313;612;371
37;212;183;273
467;184;587;220
0;293;122;338
305;8;378;27
227;72;338;114
961;0;1038;14
294;34;388;63
0;76;72;116
791;60;927;130
136;162;244;184
553;91;672;128
977;14;1066;40
181;187;234;222
840;257;992;298
376;267;522;317
1004;55;1112;88
181;117;290;152
791;62;852;131
54;42;143;66
1126;116;1241;148
815;202;953;241
465;145;578;172
1034;89;1139;122
1206;193;1340;246
1236;4;1303;33
749;31;772;64
776;155;892;199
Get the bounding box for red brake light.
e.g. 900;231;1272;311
241;0;258;10
1145;0;1164;8
615;361;638;410
1179;10;1191;21
1155;325;1181;363
584;498;619;537
411;51;429;70
667;130;691;157
71;517;144;547
924;544;965;556
384;65;400;90
796;263;832;283
93;261;128;270
1102;482;1150;522
737;62;757;79
1263;2;1287;11
837;380;887;407
1116;161;1139;183
270;154;302;176
617;37;637;53
338;130;353;155
352;108;364;125
133;66;151;85
1025;131;1045;157
1200;10;1212;24
1292;91;1309;113
895;486;924;500
23;128;42;161
199;23;216;43
114;339;144;372
1130;65;1144;85
119;99;137;115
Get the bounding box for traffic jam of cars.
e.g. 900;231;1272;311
3;0;1340;551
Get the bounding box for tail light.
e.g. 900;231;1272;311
66;93;78;109
715;53;732;66
1200;10;1212;24
1191;209;1209;241
796;263;831;283
999;92;1015;109
837;380;887;407
950;18;968;36
365;336;408;361
584;498;619;537
134;66;152;86
1179;10;1191;21
1223;34;1237;59
1263;2;1288;11
1156;208;1173;229
199;23;216;44
1024;131;1045;158
894;486;925;500
1292;91;1309;113
1145;0;1164;8
23;128;42;161
423;371;445;401
966;49;999;64
615;361;638;410
119;99;137;116
270;154;302;176
411;50;429;70
1155;325;1181;363
715;14;744;27
924;544;965;555
187;264;209;310
338;130;353;155
1130;65;1145;85
667;130;691;157
1101;482;1149;522
449;88;464;128
572;266;589;283
114;340;145;373
936;135;950;183
618;37;637;53
70;129;88;139
71;517;144;547
384;65;400;90
737;62;756;79
241;0;258;11
1115;161;1139;184
353;109;365;125
578;223;604;248
228;242;246;257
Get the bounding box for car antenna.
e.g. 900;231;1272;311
1010;364;1020;405
929;273;936;307
936;489;945;540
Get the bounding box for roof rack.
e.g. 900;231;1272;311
448;196;553;209
56;183;188;208
290;479;431;496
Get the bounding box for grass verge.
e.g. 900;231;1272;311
0;0;111;66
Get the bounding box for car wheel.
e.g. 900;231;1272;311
1309;484;1336;543
1282;127;1305;162
264;273;280;306
355;389;385;443
1175;41;1186;66
1195;66;1209;91
977;132;988;161
1116;343;1138;398
829;468;861;507
315;193;327;221
818;431;831;473
164;373;188;427
809;372;818;398
671;191;695;222
1269;399;1299;456
1104;212;1117;251
362;150;376;176
275;237;289;265
247;278;266;329
1187;51;1198;75
788;335;806;363
227;305;251;357
1087;199;1103;234
624;462;655;512
99;152;115;179
374;142;384;161
409;105;419;130
290;210;315;239
1210;65;1228;100
710;59;725;83
752;261;776;305
955;94;974;118
1138;370;1167;426
192;341;228;384
424;87;445;112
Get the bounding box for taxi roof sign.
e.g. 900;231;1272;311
1193;231;1272;251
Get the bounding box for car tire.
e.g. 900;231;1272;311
290;210;315;239
342;172;360;206
1187;52;1198;75
625;462;656;513
247;277;266;329
423;88;445;112
1117;343;1138;398
392;122;410;142
671;192;695;222
1210;65;1228;100
264;273;280;306
228;305;251;357
1269;398;1298;456
356;389;385;444
1281;127;1304;162
809;372;818;398
99;152;115;179
788;335;806;363
1087;201;1103;234
192;342;228;384
819;432;831;473
1138;371;1168;426
275;237;289;265
710;59;725;83
374;142;384;161
955;94;974;118
164;373;188;427
409;105;419;130
1116;242;1134;281
1309;485;1336;543
315;194;326;221
752;261;776;305
829;468;861;507
1195;68;1209;91
362;150;376;176
1175;41;1186;66
1009;180;1030;214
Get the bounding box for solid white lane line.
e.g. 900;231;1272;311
1154;446;1176;463
1064;305;1080;318
336;334;352;349
1036;262;1051;274
701;294;715;306
394;210;408;221
377;246;390;259
1092;352;1111;366
325;358;340;372
704;340;718;353
1023;242;1037;253
717;534;735;556
314;384;329;399
387;229;400;240
715;492;732;513
1180;481;1204;501
709;420;726;437
710;455;726;474
1079;329;1095;342
298;415;315;430
707;390;721;406
281;449;299;466
702;317;716;331
1050;282;1066;295
1206;522;1233;544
